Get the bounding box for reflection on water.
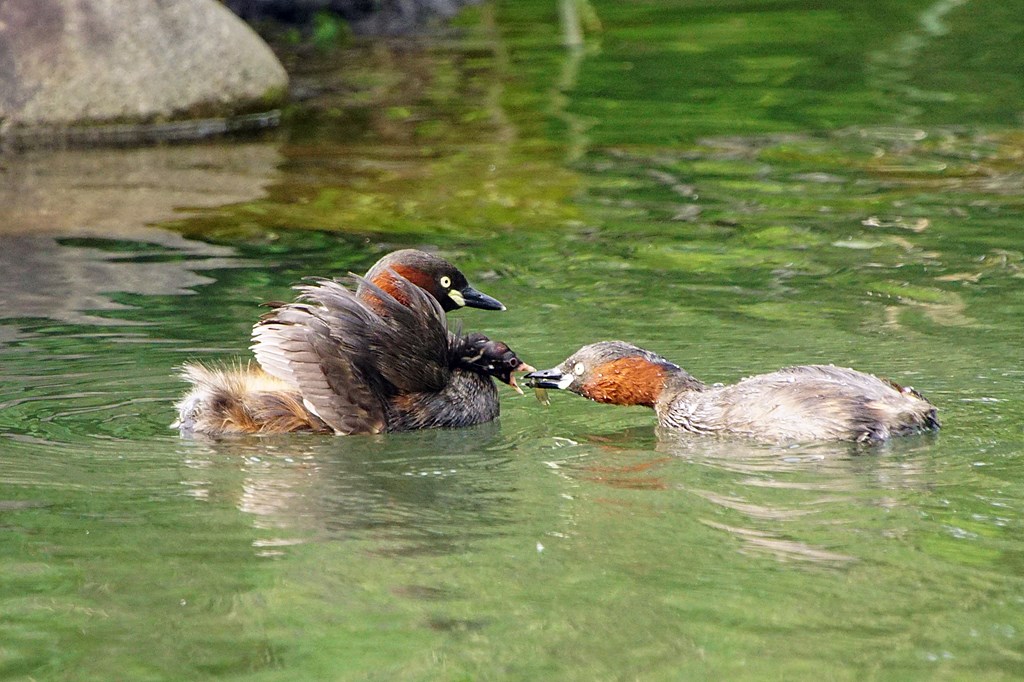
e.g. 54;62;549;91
699;519;857;564
0;143;281;326
0;233;239;325
0;143;282;235
867;0;970;122
177;422;515;555
656;430;948;565
535;424;953;567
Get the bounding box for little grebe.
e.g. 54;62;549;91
175;250;526;436
524;341;939;443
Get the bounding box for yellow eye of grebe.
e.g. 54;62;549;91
439;276;452;288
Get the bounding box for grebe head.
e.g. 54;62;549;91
524;341;680;407
457;333;535;394
365;249;505;312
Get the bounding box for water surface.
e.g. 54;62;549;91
2;1;1024;679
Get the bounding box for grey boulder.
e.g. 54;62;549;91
0;0;288;147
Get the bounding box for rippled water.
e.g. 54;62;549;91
2;1;1024;679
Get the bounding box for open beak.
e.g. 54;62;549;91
522;367;574;390
457;286;506;311
499;361;536;395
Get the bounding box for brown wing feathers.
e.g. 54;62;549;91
347;274;452;393
250;270;454;434
252;280;388;434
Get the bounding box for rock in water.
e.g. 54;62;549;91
0;0;288;148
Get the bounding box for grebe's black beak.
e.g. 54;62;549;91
523;367;574;390
457;285;506;311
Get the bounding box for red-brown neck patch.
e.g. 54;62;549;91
369;265;434;307
581;357;667;407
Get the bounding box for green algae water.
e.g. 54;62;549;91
2;1;1024;679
